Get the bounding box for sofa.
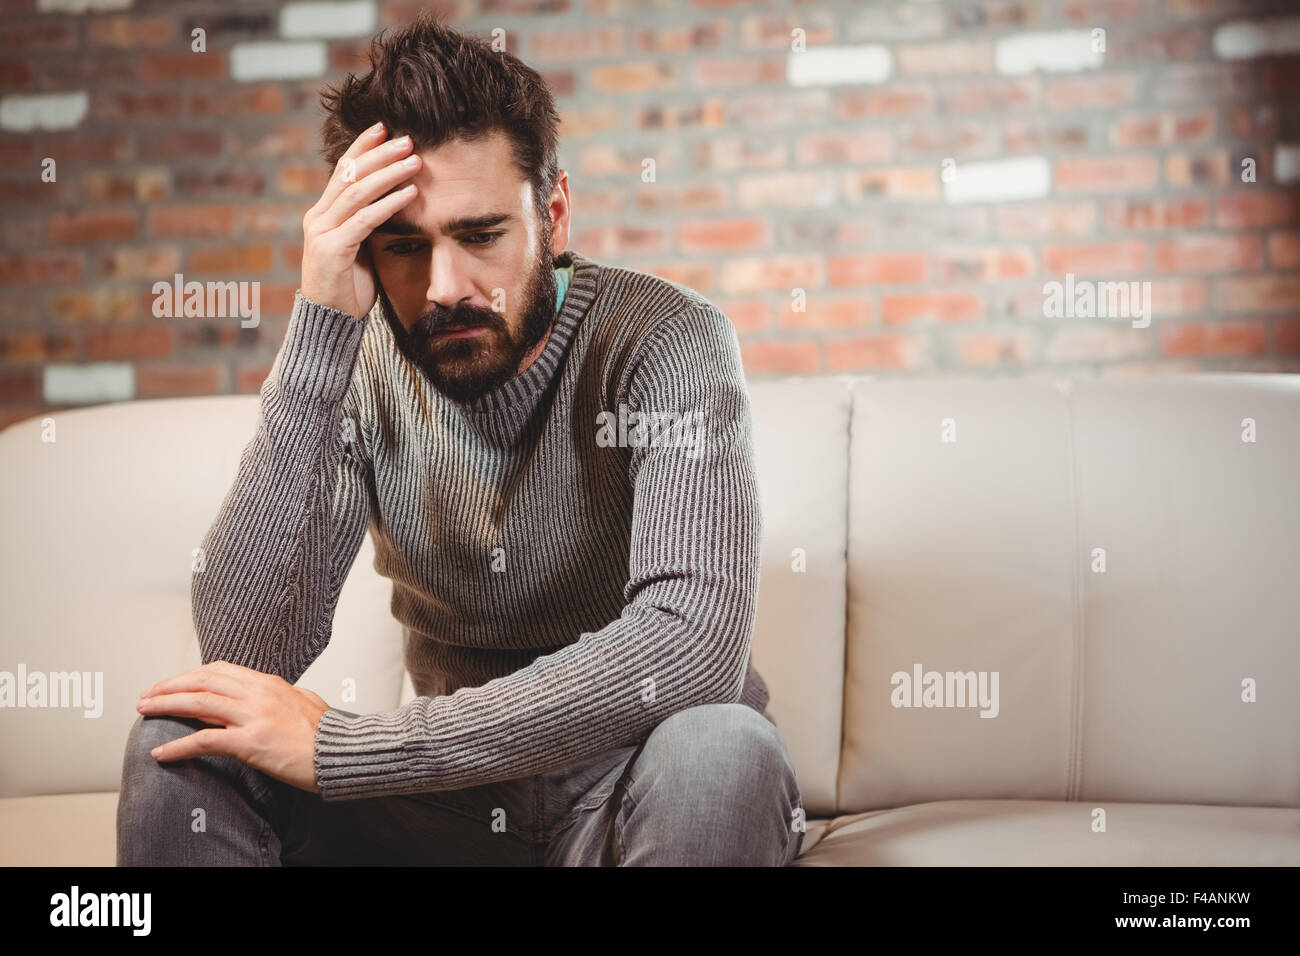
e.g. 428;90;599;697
2;374;1298;866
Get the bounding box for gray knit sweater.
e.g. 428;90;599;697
192;248;769;802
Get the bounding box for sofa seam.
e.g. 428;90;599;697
1061;379;1085;802
836;378;855;817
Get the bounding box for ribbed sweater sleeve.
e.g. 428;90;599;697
191;292;373;687
312;303;765;801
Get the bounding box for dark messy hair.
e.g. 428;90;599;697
319;11;560;227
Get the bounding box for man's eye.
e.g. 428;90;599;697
384;240;423;256
465;232;502;246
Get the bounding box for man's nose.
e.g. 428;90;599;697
424;245;476;312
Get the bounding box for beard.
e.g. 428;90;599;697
377;231;557;405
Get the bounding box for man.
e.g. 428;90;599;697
117;13;803;866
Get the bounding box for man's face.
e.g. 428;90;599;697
365;129;563;404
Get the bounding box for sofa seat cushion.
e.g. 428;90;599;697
0;792;119;867
793;800;1300;866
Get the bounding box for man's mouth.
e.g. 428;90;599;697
431;325;488;339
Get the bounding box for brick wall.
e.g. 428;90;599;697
1;0;1299;429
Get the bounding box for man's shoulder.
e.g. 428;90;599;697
582;254;734;356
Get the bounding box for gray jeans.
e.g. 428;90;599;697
117;702;805;866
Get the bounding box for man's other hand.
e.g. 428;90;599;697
136;660;331;793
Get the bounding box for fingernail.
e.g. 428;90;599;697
393;135;411;148
369;121;384;133
150;748;161;758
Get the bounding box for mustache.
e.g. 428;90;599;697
409;303;504;338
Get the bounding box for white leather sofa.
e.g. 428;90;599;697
2;374;1298;866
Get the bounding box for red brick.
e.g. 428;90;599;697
1056;156;1158;193
677;218;769;253
841;167;939;201
737;11;834;49
882;292;983;325
590;62;676;93
635;183;729;214
691;138;785;172
997;202;1097;238
959;331;1036;366
1043;327;1150;363
50;290;140;323
901;122;997;157
1150;279;1209;316
1267;232;1300;269
932;247;1034;282
1216;277;1300;314
1153;234;1262;272
740;340;818;375
277;164;330;196
632;21;727;54
0;368;40;402
0;252;82;285
0;405;49;432
1046;74;1139;110
837;86;934;119
0;330;77;364
530;26;625;59
235;363;275;394
721;256;822;293
135;363;224;398
138;52;226;82
83;325;174;361
1044;241;1148;276
1003;120;1090;152
0;58;32;88
794;130;893;166
1160;319;1268;357
636;99;727;130
99;247;181;279
569;227;666;258
175;168;266;199
1111;109;1215;148
0;22;75;51
829;254;926;286
634;261;713;292
139;130;225;162
88;16;175;48
897;40;993;76
82;169;169;203
1278;319;1300;354
49;210;139;244
0;138;33;168
712;301;771;333
1164;149;1232;187
943;78;1039;114
149;206;235;239
1217;191;1300;229
37;134;129;165
778;297;870;330
188;244;274;273
1103;198;1209;231
690;57;785;87
825;335;923;371
190;85;287;116
94;91;182;122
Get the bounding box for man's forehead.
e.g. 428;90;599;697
373;210;517;236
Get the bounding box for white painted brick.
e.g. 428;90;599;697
37;0;131;11
0;92;89;132
1213;17;1300;59
996;30;1104;75
280;1;377;39
44;364;134;404
943;156;1051;204
1276;143;1300;185
787;45;892;87
230;41;327;83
